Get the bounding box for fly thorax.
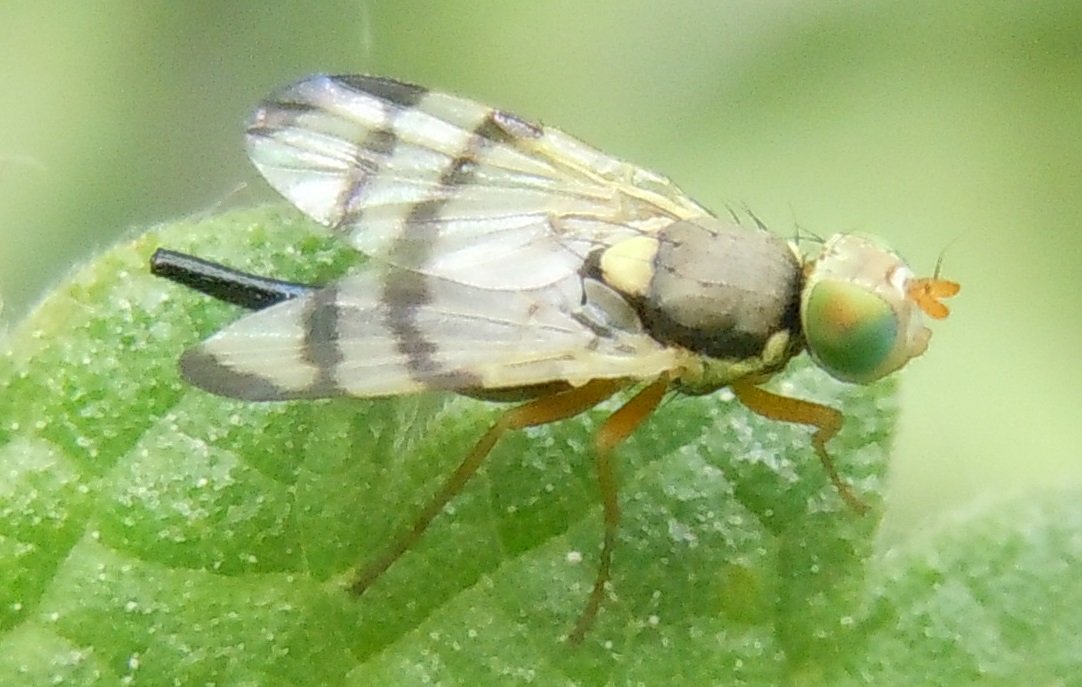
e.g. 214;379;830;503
594;217;803;372
674;329;796;394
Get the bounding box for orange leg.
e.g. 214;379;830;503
350;377;628;595
567;377;670;644
730;381;868;514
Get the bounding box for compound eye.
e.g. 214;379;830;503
802;279;899;384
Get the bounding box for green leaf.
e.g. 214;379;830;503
2;205;1075;686
831;489;1082;686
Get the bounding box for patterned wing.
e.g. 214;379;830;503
179;269;682;401
245;74;709;290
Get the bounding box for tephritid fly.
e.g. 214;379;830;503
152;74;959;641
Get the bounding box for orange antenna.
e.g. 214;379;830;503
908;240;961;319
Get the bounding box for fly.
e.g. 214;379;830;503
152;74;959;641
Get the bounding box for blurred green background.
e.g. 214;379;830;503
1;1;1079;539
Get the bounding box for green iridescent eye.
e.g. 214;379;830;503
803;280;899;383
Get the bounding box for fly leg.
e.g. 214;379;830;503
731;381;868;514
567;377;670;644
350;378;629;595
